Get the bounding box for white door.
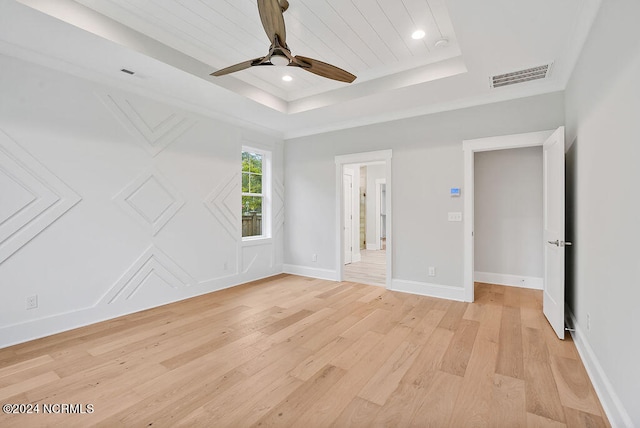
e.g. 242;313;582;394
543;127;566;339
343;172;353;265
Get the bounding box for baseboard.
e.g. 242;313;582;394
566;308;633;427
365;243;378;250
282;264;339;281
0;270;284;350
474;271;543;290
391;278;466;302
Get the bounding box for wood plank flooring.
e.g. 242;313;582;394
344;249;386;286
0;276;610;427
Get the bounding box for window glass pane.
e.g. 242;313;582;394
248;153;262;174
242;152;250;172
242;172;250;193
242;196;262;237
249;173;262;194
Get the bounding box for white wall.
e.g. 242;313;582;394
565;0;640;425
284;92;564;298
474;147;543;288
0;55;284;348
365;164;386;249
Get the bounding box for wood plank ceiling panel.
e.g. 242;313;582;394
325;0;392;63
351;0;412;61
73;0;461;98
403;0;441;48
287;1;366;71
377;0;428;57
298;0;378;68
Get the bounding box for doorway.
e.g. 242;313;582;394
463;128;567;339
342;162;386;286
335;150;392;288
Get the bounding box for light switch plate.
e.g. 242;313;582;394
448;212;463;222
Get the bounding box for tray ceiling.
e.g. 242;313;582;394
2;0;602;137
73;0;461;102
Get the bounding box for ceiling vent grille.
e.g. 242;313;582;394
491;64;551;88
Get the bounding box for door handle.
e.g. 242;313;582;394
547;240;573;247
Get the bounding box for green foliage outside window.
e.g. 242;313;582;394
242;151;263;214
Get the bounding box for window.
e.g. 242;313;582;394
241;147;270;239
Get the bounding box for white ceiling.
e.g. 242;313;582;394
71;0;462;101
1;0;601;138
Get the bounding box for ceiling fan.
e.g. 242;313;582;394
210;0;356;83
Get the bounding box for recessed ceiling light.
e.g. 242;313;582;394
411;30;426;40
282;75;293;82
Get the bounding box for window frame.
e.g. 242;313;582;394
241;146;271;242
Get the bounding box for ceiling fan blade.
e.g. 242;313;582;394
293;56;357;83
257;0;287;45
210;57;265;77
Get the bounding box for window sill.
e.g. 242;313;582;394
241;236;273;246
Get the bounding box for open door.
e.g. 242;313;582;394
543;127;567;339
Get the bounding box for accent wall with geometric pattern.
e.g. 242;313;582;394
0;55;284;348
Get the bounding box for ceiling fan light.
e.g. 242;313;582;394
270;55;290;66
411;30;426;40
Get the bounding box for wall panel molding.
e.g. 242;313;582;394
99;245;195;305
97;92;196;157
204;172;240;240
0;130;81;265
273;177;285;236
113;168;185;236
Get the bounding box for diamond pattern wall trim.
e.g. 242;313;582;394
0;130;82;265
98;92;197;157
204;172;240;240
273;177;284;236
100;245;195;304
114;168;185;236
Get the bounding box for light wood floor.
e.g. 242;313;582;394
344;249;386;286
0;277;610;427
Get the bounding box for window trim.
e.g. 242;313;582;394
241;146;271;242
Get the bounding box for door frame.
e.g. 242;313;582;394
462;130;555;302
343;168;355;264
375;178;386;250
335;150;392;288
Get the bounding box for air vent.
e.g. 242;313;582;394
120;68;135;75
491;64;551;88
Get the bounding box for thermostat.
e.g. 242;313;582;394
450;188;461;197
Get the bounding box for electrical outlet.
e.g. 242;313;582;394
428;267;436;277
26;295;38;310
312;254;317;262
448;212;463;222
